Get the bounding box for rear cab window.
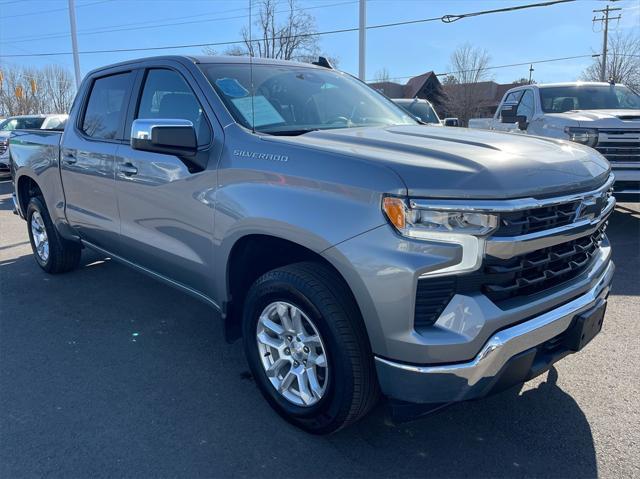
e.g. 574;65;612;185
1;117;45;130
81;72;133;140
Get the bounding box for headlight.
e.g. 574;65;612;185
565;127;598;147
382;197;498;238
382;197;499;276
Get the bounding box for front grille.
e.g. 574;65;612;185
482;225;606;303
0;143;7;155
413;181;612;327
414;277;456;328
497;201;579;236
596;129;640;163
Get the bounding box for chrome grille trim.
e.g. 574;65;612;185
485;195;614;260
409;174;614;213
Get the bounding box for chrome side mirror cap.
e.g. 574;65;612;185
131;119;197;157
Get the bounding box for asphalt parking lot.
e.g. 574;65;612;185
0;177;638;478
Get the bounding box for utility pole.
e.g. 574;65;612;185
358;0;366;81
68;0;82;88
528;64;534;84
592;4;621;82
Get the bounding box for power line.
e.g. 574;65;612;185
0;0;581;58
1;7;248;43
367;54;602;82
381;52;640;83
0;0;112;20
441;0;575;23
0;1;357;45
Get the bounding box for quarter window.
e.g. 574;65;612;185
82;72;132;140
137;69;211;146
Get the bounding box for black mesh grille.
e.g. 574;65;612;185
497;201;580;236
482;225;606;303
595;143;640;163
414;277;456;328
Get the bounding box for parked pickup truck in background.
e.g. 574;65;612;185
0;114;68;177
468;82;640;198
10;56;615;433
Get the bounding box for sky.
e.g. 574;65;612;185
0;0;639;86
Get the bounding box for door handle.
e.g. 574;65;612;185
119;163;138;176
62;153;77;165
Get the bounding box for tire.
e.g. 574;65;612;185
242;261;379;434
26;196;81;274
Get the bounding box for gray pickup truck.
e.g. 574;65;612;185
10;56;615;434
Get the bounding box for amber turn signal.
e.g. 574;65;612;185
382;197;406;230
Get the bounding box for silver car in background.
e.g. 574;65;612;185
0;114;68;177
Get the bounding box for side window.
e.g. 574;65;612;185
137;69;211;146
517;90;535;119
498;90;524;117
1;119;17;131
82;72;132;140
504;91;523;104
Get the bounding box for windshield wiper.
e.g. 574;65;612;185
261;128;319;136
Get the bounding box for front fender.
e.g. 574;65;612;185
211;130;407;307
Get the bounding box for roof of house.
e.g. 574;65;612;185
403;71;438;99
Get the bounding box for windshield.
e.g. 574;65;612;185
395;100;440;124
0;117;46;131
201;63;416;134
540;85;640;113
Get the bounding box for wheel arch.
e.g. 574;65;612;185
16;174;43;215
221;233;366;345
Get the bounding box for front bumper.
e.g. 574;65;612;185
375;259;614;404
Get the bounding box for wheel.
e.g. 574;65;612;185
26;196;81;274
242;261;379;434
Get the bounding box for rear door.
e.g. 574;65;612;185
60;70;135;248
113;65;218;298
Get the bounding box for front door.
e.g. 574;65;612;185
114;67;217;299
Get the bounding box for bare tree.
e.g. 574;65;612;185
512;77;535;85
373;67;391;83
0;64;75;116
41;65;75;113
203;0;335;64
582;31;640;91
442;43;492;126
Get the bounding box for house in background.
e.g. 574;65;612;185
369;71;447;115
442;80;524;118
370;72;525;122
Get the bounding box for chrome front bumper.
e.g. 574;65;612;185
375;258;614;404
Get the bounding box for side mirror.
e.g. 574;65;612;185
443;118;459;127
516;115;529;131
500;106;528;130
131;119;197;157
500;104;518;124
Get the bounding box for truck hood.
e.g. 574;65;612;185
546;109;640;127
266;125;610;199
